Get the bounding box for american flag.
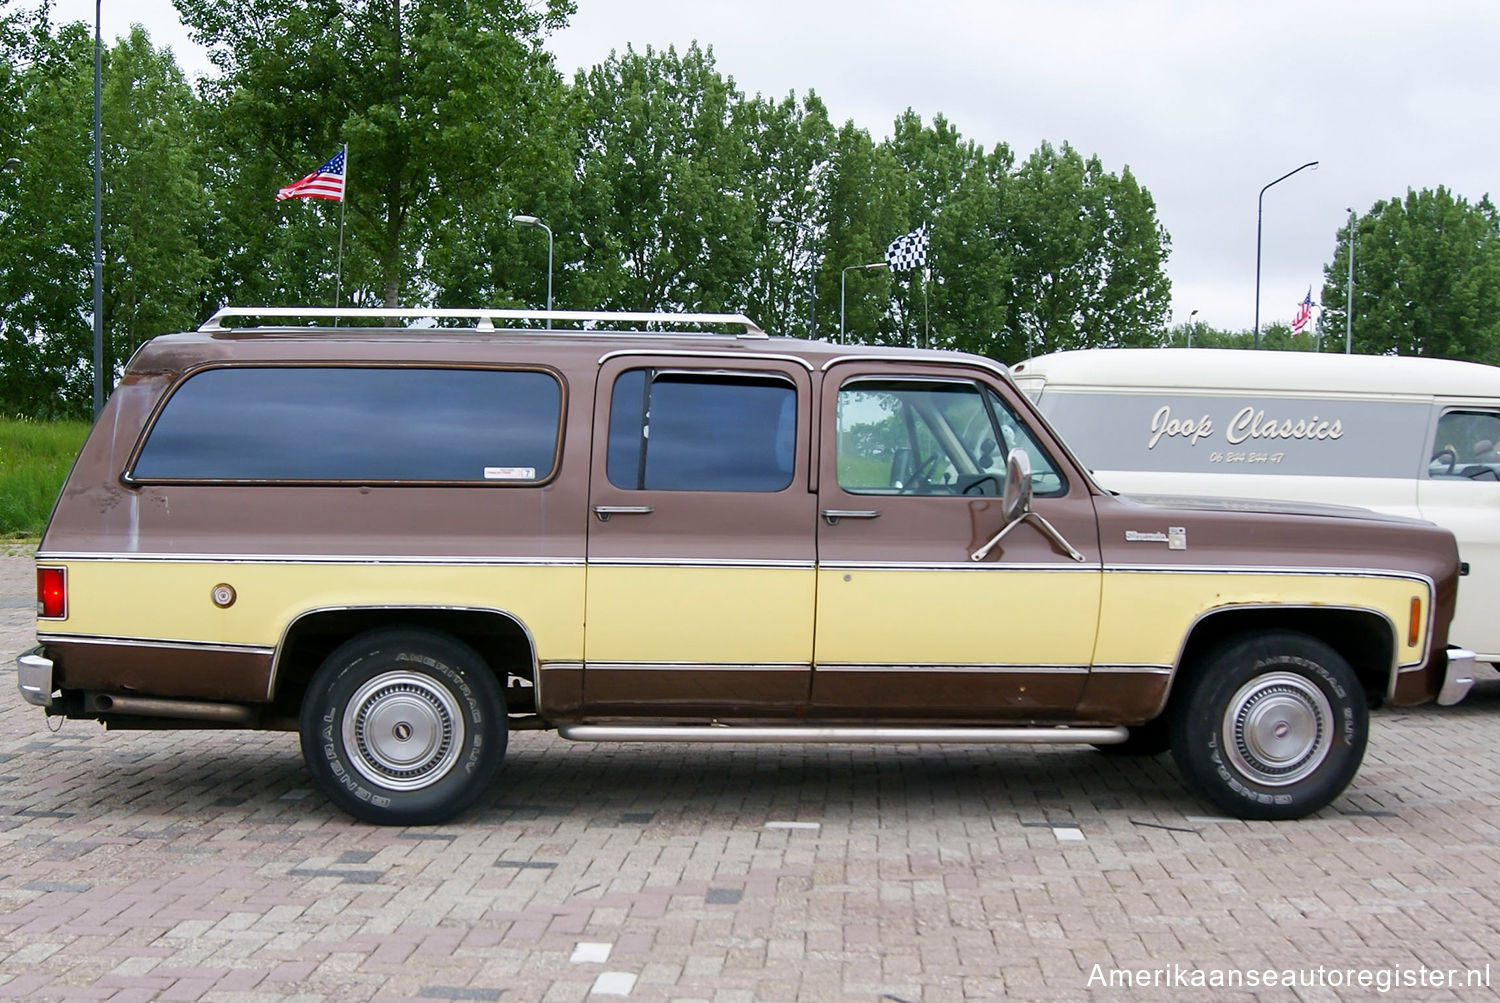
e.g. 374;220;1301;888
276;147;346;202
885;224;929;272
1290;287;1314;335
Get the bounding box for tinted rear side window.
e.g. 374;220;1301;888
131;367;562;483
606;370;796;492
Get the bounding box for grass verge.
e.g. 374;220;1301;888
0;418;90;537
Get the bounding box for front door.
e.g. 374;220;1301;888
812;363;1103;719
583;356;817;717
1421;407;1500;662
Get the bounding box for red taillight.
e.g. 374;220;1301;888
37;567;65;619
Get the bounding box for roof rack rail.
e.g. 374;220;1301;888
198;306;767;339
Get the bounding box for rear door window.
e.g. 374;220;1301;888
605;370;796;492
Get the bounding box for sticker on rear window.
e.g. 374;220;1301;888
484;466;536;480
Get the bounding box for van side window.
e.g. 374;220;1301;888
606;370;796;492
1431;411;1500;480
835;379;1063;496
129;366;562;483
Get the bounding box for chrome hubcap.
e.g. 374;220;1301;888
1222;671;1332;786
342;671;463;791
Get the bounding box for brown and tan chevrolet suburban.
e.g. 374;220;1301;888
16;307;1476;826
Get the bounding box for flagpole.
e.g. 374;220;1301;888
334;144;347;314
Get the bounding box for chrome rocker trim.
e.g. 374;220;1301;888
559;724;1128;745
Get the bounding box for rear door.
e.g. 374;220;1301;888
583;355;817;717
812;362;1103;719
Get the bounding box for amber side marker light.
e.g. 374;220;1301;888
37;567;65;619
1408;597;1422;648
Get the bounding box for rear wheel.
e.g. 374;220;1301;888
1170;632;1366;820
299;628;506;826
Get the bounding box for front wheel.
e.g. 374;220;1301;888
299;629;507;826
1171;632;1367;821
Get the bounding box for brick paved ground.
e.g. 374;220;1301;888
0;546;1496;1001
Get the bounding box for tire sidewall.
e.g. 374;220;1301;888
300;630;506;825
1173;634;1367;821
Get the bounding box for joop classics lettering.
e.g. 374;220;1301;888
1148;403;1342;448
1225;406;1342;445
1148;405;1213;449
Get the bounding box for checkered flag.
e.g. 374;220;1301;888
885;225;928;272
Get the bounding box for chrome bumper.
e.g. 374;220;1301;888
1438;647;1476;706
16;647;55;708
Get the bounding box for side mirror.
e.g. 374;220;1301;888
973;447;1084;563
1001;448;1033;525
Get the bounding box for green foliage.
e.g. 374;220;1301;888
0;416;90;535
0;23;207;417
177;0;576;306
569;43;755;315
0;6;1181;416
1165;320;1324;353
1320;187;1500;363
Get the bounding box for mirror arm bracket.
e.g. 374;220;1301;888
970;512;1087;563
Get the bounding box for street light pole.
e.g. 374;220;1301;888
510;214;552;329
840;261;888;344
769;215;817;338
1345;207;1356;355
92;0;103;416
1254;160;1318;349
1187;309;1199;348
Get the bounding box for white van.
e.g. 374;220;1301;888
1012;348;1500;669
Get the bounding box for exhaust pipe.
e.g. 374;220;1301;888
86;693;258;725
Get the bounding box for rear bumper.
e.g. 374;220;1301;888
1438;647;1476;706
16;647;54;708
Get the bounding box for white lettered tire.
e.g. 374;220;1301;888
1170;632;1367;821
299;628;506;825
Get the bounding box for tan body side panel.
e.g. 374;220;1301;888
42;559;586;662
1095;570;1428;666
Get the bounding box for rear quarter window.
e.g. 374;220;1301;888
1037;391;1431;478
128;366;563;483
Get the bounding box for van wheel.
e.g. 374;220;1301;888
299;629;506;826
1170;632;1366;821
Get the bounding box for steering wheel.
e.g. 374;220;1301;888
1432;447;1457;475
962;474;1000;496
900;453;942;493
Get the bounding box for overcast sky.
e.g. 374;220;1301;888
47;0;1500;333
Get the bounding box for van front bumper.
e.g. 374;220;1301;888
16;647;55;708
1438;647;1477;706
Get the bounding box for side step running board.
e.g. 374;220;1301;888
558;724;1127;745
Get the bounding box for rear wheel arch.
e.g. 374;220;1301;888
270;606;538;717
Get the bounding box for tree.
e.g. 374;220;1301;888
1319;187;1500;363
177;0;576;307
0;21;207;416
1007;141;1171;358
568;43;755;316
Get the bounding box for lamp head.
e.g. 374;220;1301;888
511;214;540;226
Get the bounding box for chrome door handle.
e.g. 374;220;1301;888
821;509;880;525
593;505;654;522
